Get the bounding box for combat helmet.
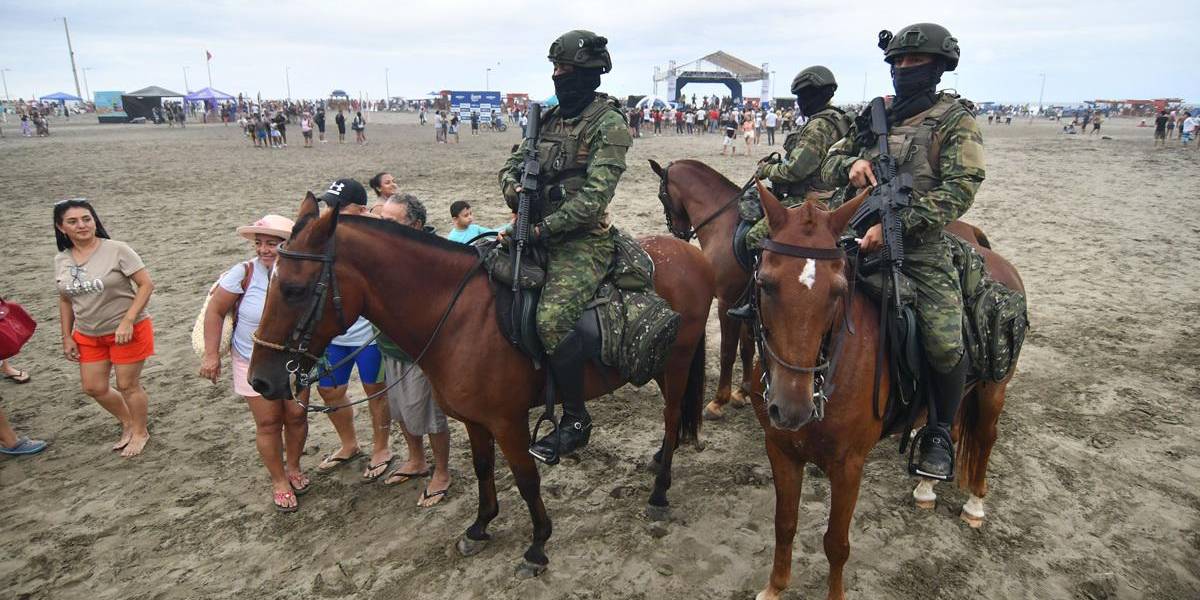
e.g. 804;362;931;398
791;66;838;95
548;30;612;73
878;23;960;71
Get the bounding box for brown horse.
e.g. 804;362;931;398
248;194;714;577
650;158;996;422
747;183;1024;600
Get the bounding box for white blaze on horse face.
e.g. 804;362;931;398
798;258;817;289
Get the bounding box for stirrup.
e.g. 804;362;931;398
528;411;560;465
906;425;955;482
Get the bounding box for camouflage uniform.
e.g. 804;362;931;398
745;106;852;251
500;94;632;352
821;92;985;371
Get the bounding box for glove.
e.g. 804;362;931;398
503;182;519;211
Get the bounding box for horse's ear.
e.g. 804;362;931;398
298;191;319;221
649;159;665;179
760;180;788;231
828;186;872;236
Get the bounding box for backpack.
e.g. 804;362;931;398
191;261;255;357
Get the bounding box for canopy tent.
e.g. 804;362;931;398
40;91;83;103
184;87;233;102
121;85;185;121
634;95;672;110
330;89;350;98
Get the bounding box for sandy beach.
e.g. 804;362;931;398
0;112;1197;599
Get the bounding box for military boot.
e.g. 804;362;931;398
529;332;592;465
914;354;967;481
726;303;755;321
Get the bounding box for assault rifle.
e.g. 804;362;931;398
849;96;912;312
510;102;542;346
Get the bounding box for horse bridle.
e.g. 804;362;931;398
657;161;754;242
251;214;349;387
752;238;854;422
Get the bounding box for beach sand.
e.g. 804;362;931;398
0;112;1197;599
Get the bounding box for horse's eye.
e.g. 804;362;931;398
281;283;308;304
757;277;778;296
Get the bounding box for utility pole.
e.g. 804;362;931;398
285;66;291;101
60;18;83;100
82;67;93;100
486;67;491;90
1;68;10;103
182;66;190;93
205;49;213;88
1037;73;1046;114
861;72;868;102
385;68;390;102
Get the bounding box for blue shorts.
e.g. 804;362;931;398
318;343;382;388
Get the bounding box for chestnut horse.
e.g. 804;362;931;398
248;194;714;577
650;158;995;423
747;183;1024;600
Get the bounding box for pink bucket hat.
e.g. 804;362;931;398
236;214;295;241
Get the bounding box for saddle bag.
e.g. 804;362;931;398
964;280;1028;382
593;283;681;386
608;227;655;291
737;185;764;222
478;238;546;289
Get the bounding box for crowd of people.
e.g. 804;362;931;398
4;181;499;511
1153;110;1199;148
621;102;803;155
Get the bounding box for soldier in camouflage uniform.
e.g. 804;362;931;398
728;66;853;319
821;23;984;480
498;30;633;464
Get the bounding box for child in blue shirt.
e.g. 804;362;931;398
445;200;495;244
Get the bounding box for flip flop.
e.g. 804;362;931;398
418;483;451;508
316;448;362;471
273;490;298;513
384;467;431;486
0;436;47;456
361;455;395;483
287;472;311;496
3;370;30;384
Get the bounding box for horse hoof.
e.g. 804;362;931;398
645;504;670;522
515;560;547;579
960;511;984;528
456;535;489;557
915;499;936;510
703;402;725;421
730;387;749;407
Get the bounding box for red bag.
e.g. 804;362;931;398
0;298;37;360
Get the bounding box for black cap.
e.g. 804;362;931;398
318;178;367;207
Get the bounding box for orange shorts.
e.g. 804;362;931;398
73;318;155;365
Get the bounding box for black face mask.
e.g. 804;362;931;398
891;61;943;100
795;86;835;118
553;69;602;118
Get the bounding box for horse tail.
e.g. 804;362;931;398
678;331;706;444
956;387;981;490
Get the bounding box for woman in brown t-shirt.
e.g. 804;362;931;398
54;199;155;458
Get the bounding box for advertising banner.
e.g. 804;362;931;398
449;91;502;124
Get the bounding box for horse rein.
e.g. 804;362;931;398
658;161;755;242
752;238;854;422
252;213;484;413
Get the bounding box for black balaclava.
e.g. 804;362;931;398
554;67;603;118
889;58;944;123
796;85;836;118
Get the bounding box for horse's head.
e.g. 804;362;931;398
649;159;693;240
248;192;357;400
755;182;868;430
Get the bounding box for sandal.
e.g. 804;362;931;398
418;482;451;508
287;472;311;496
316;448;362;471
273;490;298;513
384;467;431;486
3;370;30;384
361;455;395;483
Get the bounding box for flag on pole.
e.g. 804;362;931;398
206;50;213;61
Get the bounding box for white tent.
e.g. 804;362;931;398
635;95;673;110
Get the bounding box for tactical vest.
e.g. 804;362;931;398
862;93;972;203
536;94;626;227
778;107;851;199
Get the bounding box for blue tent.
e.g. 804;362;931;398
40;91;83;103
184;87;234;102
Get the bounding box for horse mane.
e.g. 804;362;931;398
340;214;478;257
673;159;738;189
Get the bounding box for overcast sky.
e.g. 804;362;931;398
3;0;1197;106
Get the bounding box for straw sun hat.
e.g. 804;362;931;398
236;214;294;241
